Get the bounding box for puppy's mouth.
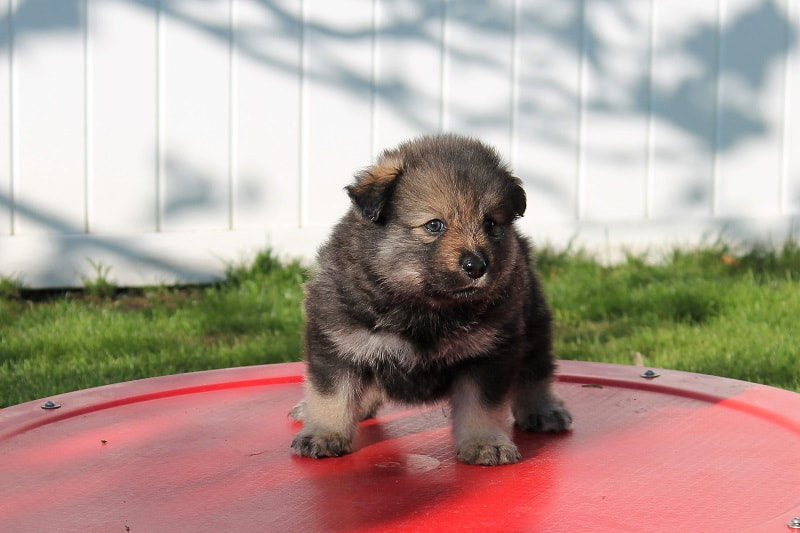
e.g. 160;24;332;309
425;279;487;302
450;286;481;298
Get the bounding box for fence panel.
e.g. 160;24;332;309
580;0;652;221
650;0;718;219
0;0;798;288
716;0;790;216
13;0;86;236
789;0;800;214
0;0;10;235
374;0;443;151
89;0;158;233
234;0;301;230
444;0;515;156
303;0;374;229
515;0;582;222
161;0;232;231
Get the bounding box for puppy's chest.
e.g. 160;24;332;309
369;358;462;403
327;317;501;368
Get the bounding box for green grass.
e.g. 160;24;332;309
538;241;800;392
0;251;307;407
81;259;118;299
1;243;799;408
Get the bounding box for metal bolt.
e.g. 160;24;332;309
640;369;660;379
41;400;61;410
788;517;800;530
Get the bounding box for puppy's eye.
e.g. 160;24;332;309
423;219;445;234
483;218;496;232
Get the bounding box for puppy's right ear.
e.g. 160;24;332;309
346;161;402;223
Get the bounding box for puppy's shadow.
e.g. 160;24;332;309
513;426;574;463
293;407;460;532
353;405;453;458
356;407;571;463
290;408;569;531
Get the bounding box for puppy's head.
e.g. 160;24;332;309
346;134;526;304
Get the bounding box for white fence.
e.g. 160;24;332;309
1;0;799;288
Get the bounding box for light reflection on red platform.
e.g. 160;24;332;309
1;361;799;532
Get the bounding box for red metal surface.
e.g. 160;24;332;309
1;361;799;532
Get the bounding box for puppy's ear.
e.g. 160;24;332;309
346;160;402;223
508;175;527;218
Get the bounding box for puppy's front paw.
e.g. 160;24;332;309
457;437;521;466
514;397;573;433
291;429;352;458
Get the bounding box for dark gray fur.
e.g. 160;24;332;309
291;134;572;465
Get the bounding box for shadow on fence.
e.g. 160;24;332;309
0;0;798;285
2;0;795;153
0;192;214;287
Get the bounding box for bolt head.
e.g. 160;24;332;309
41;400;61;410
788;517;800;530
640;369;660;379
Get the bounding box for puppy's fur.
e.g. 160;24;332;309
290;134;572;465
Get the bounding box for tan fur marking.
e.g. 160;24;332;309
325;326;415;367
392;172;502;276
393;169;457;224
375;239;426;287
325;323;501;368
369;162;402;183
300;377;360;440
438;232;466;271
451;378;519;465
435;324;499;362
359;384;384;420
351;166;398;196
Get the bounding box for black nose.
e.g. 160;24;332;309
460;252;487;279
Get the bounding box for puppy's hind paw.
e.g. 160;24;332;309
288;400;306;422
515;402;573;433
457;440;521;466
291;430;352;458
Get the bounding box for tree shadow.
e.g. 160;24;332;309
0;191;221;287
1;0;798;283
2;0;793;154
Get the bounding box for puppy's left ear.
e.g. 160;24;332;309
346;160;402;223
508;175;527;218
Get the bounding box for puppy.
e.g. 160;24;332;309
290;134;572;465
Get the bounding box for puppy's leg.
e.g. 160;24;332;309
288;400;306;421
512;378;572;433
451;377;520;466
292;383;381;424
358;384;383;421
513;267;573;433
291;375;362;458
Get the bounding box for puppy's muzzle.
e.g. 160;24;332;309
460;252;488;279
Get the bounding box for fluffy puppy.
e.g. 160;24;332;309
290;134;572;465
